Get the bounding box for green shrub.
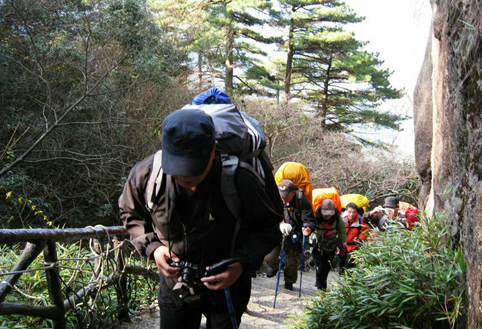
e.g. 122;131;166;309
0;241;158;329
287;214;465;329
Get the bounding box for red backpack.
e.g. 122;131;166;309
399;201;419;230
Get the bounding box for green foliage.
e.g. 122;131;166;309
0;241;159;329
0;182;53;228
242;0;404;131
0;0;189;227
287;214;465;329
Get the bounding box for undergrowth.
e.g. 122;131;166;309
287;213;465;329
0;241;158;329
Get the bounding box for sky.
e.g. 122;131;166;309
342;0;432;157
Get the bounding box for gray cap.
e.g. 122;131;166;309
383;196;399;208
278;180;297;198
321;198;335;216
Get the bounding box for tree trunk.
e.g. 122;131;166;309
197;52;203;94
320;57;332;131
283;12;295;104
225;25;234;92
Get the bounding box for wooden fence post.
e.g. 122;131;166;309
44;240;66;329
115;238;130;321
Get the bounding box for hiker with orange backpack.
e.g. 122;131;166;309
312;198;346;290
274;162;314;211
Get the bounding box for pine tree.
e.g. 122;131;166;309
203;0;281;92
266;0;403;130
153;0;280;93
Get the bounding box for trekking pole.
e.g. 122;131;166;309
204;258;243;329
224;287;238;329
299;234;306;298
273;236;286;308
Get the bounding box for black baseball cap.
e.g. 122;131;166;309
161;109;216;176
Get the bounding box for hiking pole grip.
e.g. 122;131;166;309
204;257;243;277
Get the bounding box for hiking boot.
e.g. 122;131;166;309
265;268;278;278
284;283;293;290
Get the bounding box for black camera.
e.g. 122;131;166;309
168;260;201;285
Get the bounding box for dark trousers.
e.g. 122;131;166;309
339;249;357;274
264;240;302;284
312;243;336;290
158;272;251;329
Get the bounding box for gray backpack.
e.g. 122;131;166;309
145;104;276;255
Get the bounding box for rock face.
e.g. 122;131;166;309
413;30;433;209
414;1;482;327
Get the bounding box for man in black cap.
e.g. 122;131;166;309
382;196;409;228
264;179;316;290
119;108;282;329
366;196;408;230
383;196;401;219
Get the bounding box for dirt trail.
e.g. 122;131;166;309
118;269;338;328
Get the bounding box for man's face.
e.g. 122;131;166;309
321;213;332;221
384;207;398;219
346;207;358;220
173;147;215;189
281;190;295;204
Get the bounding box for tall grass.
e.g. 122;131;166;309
287;214;465;329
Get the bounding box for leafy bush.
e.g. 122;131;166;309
0;240;158;329
287;214;465;329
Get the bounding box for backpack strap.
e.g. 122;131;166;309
221;154;244;257
145;150;163;212
294;189;303;211
343;215;361;234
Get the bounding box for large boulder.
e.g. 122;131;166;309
413;30;433;209
414;1;482;327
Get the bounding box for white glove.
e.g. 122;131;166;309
279;223;293;236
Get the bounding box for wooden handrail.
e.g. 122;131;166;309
0;225;126;244
0;225;131;329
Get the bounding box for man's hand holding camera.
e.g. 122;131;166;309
155;244;243;291
154;245;181;278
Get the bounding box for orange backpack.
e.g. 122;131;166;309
312;187;342;213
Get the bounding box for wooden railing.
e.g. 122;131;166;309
0;225;157;329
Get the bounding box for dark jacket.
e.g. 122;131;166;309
119;153;283;273
282;193;316;236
